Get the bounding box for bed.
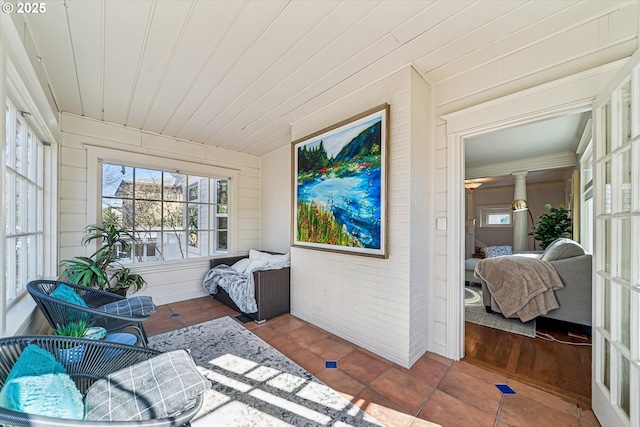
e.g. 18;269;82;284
205;251;290;322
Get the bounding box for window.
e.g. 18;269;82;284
580;142;594;253
4;100;44;302
479;206;513;227
101;163;228;263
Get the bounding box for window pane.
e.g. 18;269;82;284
36;140;43;186
188;176;208;202
163;232;186;260
27;132;35;181
621;80;632;144
604;279;611;332
619;356;630;417
217;231;228;251
15;119;22;172
603;161;612;214
187;206;199;250
135;168;163;200
604;101;612;155
620;285;630;350
604;219;611;273
165;173;186;201
486;213;511;225
217;217;227;230
163;202;185;230
217;180;228;204
103;163;134;198
619;218;631;281
4;105;10;165
620;150;631;213
135;201;162;231
15;177;22;234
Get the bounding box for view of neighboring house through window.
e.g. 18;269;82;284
101;163;228;262
5;100;44;302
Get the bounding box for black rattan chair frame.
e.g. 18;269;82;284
27;280;150;347
0;335;203;426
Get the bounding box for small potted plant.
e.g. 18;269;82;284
61;221;146;296
53;320;91;364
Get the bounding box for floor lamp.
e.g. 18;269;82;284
511;198;536;250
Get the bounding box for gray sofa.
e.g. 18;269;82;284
480;238;592;327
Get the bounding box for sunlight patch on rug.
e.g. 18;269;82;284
148;316;382;426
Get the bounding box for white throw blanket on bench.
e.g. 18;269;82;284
474;256;564;322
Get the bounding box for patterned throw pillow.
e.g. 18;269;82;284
84;350;210;421
484;245;513;258
96;296;158;318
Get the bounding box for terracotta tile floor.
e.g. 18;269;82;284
145;296;600;427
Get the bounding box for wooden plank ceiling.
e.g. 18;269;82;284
21;0;638;156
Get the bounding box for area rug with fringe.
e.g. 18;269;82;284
465;283;536;338
148;316;382;426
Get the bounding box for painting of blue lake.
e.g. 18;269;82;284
293;107;386;255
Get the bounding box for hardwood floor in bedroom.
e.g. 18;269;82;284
464;318;592;409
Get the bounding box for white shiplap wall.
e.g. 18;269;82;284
290;66;433;368
58;113;261;305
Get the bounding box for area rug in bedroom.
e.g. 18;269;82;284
148;316;382;426
465;283;536;338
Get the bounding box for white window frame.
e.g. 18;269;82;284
478;205;514;228
4;98;45;305
2;15;59;336
86;146;239;266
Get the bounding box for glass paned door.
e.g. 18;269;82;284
592;52;640;427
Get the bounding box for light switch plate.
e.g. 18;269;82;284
436;217;447;230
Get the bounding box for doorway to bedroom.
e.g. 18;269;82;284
461;112;594;408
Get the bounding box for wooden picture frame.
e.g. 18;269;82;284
291;104;389;258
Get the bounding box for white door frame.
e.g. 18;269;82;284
442;59;626;360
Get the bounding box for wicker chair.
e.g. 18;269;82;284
0;335;203;426
27;280;150;347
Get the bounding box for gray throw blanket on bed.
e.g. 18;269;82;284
203;265;258;314
474;256;564;322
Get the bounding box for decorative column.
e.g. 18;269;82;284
512;171;528;251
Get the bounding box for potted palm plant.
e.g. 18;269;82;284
61;221;146;295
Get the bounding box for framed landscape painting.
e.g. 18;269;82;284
291;104;389;258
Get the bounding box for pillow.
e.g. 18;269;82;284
50;283;88;308
84;350;211;421
249;249;290;265
244;258;270;276
0;345;84;420
231;258;251;274
484;245;513;258
96;296;157;318
541;238;585;261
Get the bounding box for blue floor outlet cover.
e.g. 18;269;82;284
495;384;516;395
325;361;338;369
169;313;180;318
